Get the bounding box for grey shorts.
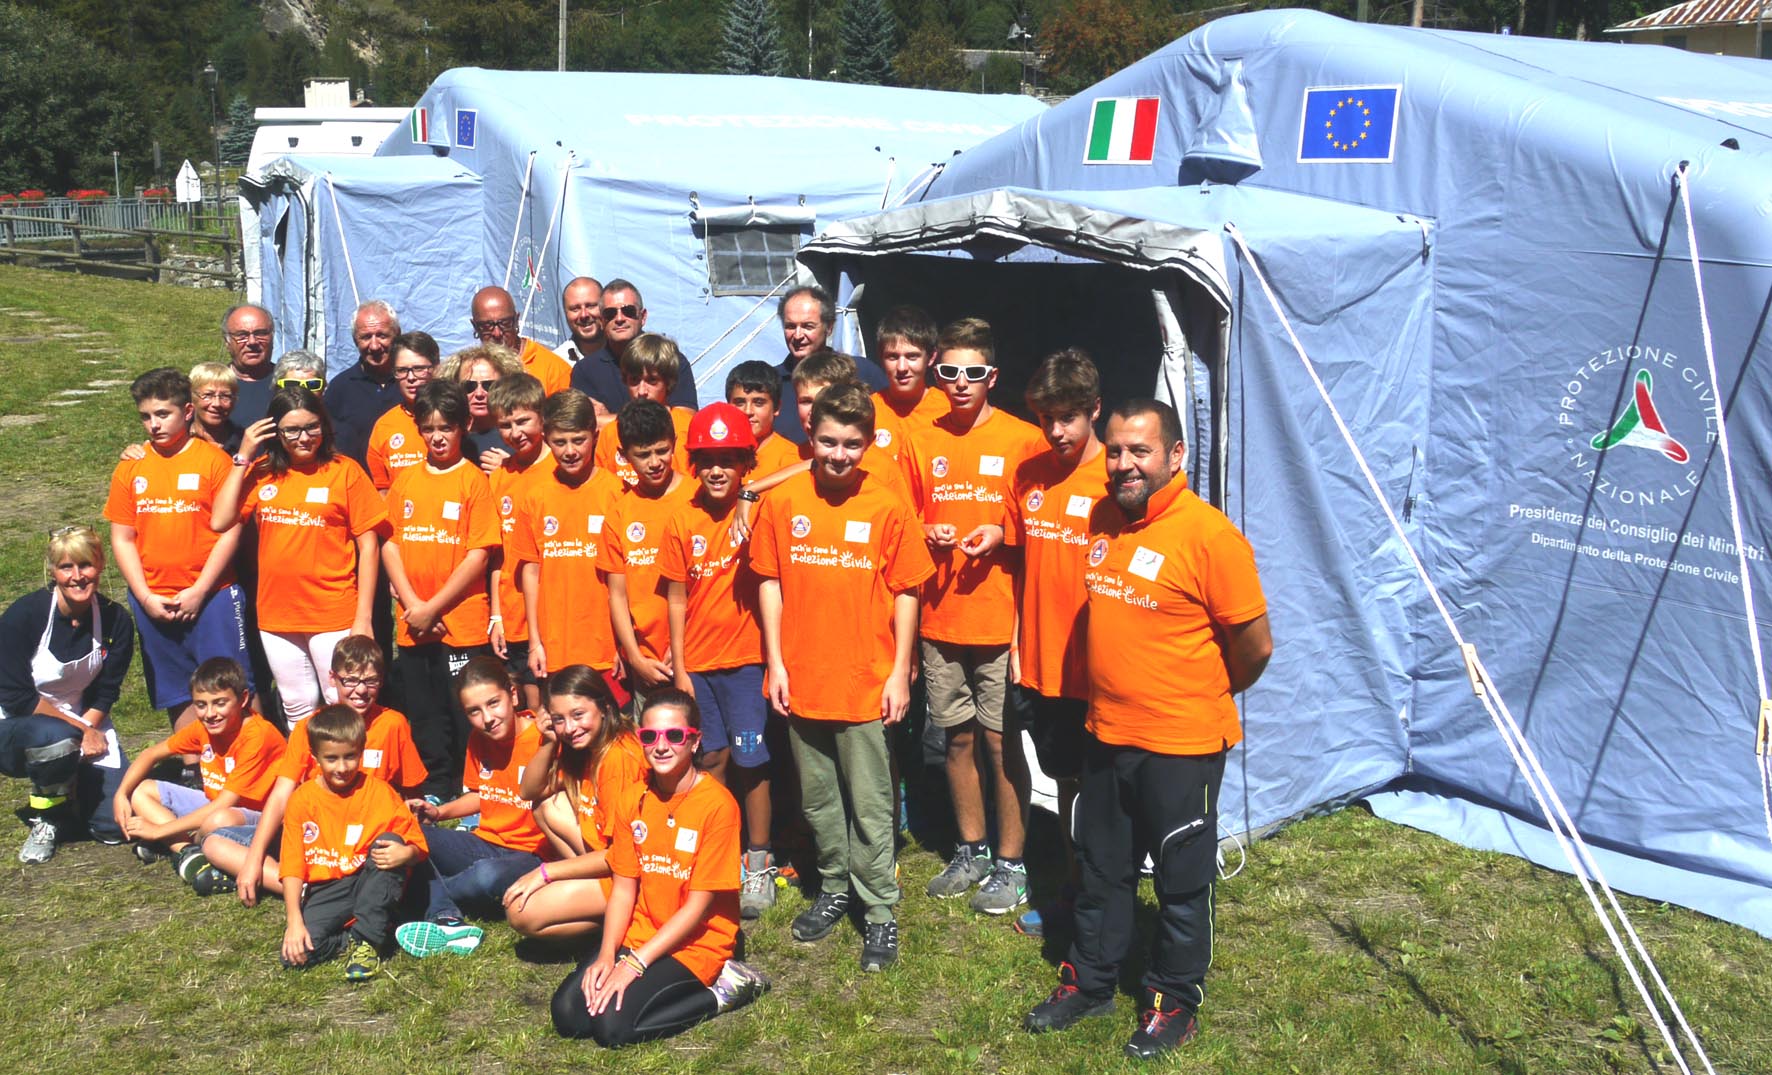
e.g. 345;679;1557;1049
921;639;1010;733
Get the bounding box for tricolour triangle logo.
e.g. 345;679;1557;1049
1590;368;1689;464
1084;97;1160;165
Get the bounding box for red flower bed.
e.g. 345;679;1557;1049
16;190;45;201
142;187;171;199
66;189;109;200
0;194;15;203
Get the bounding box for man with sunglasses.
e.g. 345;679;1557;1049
470;286;572;396
324;300;404;469
770;286;886;445
568;279;699;417
223;304;277;428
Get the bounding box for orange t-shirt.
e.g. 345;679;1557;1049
594;407;693;489
1009;448;1108;700
278;705;428;791
603;478;697;664
794;440;913;504
1084;478;1267;756
749;470;934;722
164;712;286;810
509;465;625;672
103;436;236;594
751;432;802;479
281;772;428;884
240;457;388;633
462;718;549;854
386;458;499;648
489;448;553;645
870;388;948;462
519;338;573;396
901;409;1046;646
571;732;648;852
366;405;424;491
607;774;741;986
656;492;763;672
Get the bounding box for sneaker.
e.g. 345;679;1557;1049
859;919;898;972
457;812;480;832
739;849;778;920
925;844;991;898
1024;961;1115;1033
396;919;485;958
790;890;851;942
190;864;236;897
133;842;172;865
1015;894;1075;938
174;845;210;884
970;861;1029;915
283;932;349;969
17;817;56;865
344;940;382;981
1123;995;1198;1059
710;957;770;1012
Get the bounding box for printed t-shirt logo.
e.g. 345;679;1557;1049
201;745;216;762
692;534;708;557
931;456;949;478
389;433;405;450
403;499;415;519
259;484;279;501
875;429;892;448
1088;537;1109;567
133;476;149;495
478;764;494;781
500;495;514;515
790;514;812;538
1025;489;1044;512
631;819;649;844
626;521;646;543
543;515;560;536
302;820;320;844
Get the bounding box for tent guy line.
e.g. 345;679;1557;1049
1226;221;1716;1075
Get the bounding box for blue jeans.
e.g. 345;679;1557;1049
420;823;540;921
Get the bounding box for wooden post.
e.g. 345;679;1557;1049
68;217;86;257
144;234;161;283
2;217;14;248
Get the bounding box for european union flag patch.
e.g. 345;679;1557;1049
1298;86;1400;163
455;109;478;149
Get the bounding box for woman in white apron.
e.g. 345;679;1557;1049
0;526;133;863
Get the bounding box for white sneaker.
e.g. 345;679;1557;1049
18;818;57;865
710;957;769;1012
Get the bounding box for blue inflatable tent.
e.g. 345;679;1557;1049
797;10;1772;937
244;71;1045;386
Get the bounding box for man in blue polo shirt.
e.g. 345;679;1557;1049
323;299;401;468
771;285;887;444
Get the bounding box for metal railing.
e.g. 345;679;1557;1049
0;195;238;245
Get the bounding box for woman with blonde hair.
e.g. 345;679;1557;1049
441;344;525;466
0;525;135;862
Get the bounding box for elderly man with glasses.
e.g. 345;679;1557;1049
567;277;699;419
469;285;572;397
222;304;277;426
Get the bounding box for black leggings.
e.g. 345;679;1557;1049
551;949;717;1047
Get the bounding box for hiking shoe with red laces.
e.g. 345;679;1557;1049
1022;961;1114;1032
1122;991;1199;1060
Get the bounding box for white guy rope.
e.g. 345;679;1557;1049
690;271;798;388
1225;222;1715;1075
517;153;574;336
323;174;361;309
1673;162;1772;845
501;152;538;291
700;315;779;391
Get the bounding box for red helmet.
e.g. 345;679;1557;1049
686;402;757;451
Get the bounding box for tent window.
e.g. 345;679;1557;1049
705;225;802;296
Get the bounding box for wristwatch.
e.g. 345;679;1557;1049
231;453;251;467
739;489;761;503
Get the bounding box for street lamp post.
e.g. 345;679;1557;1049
202;61;221;219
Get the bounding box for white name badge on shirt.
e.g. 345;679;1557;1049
844;520;872;544
517;766;526;784
1066;494;1093;519
363;748;383;769
345;824;363;846
587;514;605;534
177;472;200;491
305;485;331;505
978;454;1005;477
223;756;237;773
1128;546;1166;582
442;500;461;521
675;826;700;853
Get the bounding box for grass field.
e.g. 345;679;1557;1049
0;263;1767;1073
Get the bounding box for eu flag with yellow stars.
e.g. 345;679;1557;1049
1298;86;1400;162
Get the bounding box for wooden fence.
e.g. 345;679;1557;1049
0;205;244;289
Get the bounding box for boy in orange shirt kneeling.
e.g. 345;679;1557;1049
280;703;428;981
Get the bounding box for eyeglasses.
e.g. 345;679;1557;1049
637;726;698;746
462;379;497;394
278;423;324;441
935;363;992;383
197;390;235;403
394;365;436;381
471;317;518;333
276;377;324;391
227;329;273;342
600;304;641;321
335;676;383;690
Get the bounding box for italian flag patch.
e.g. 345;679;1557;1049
409;107;429;143
1084;97;1160;164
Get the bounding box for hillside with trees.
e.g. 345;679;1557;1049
0;0;1646;193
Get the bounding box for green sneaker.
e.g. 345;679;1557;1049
396;919;485;958
344;940;381;981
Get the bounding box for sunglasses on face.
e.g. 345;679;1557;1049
934;363;992;383
276;377;325;391
600;304;641;321
462;379;496;394
637;726;698;746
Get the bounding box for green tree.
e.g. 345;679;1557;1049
838;0;899;83
0;3;147;191
1039;0;1172;95
220;93;256;166
894;20;967;89
720;0;789;75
